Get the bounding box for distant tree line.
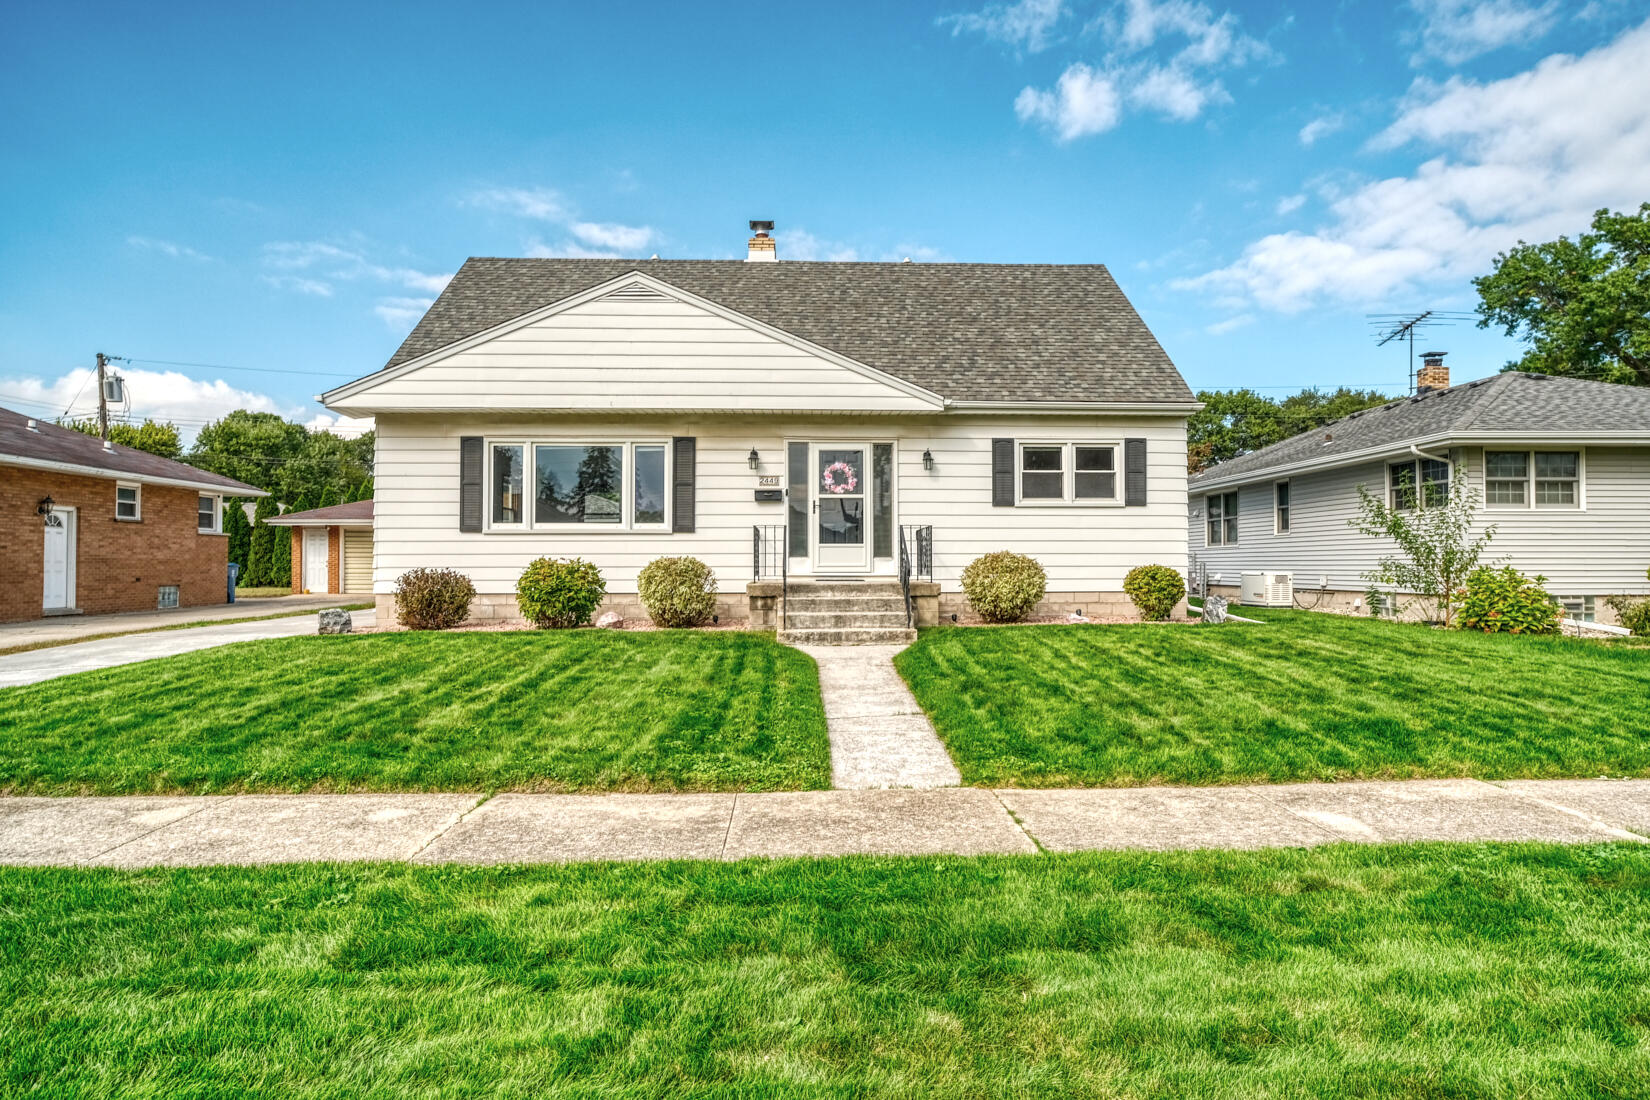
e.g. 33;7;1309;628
1187;387;1393;474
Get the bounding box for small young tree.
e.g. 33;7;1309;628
1350;470;1496;627
247;495;279;586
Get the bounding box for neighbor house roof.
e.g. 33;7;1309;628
0;406;265;495
1191;373;1650;491
266;500;374;527
367;258;1194;405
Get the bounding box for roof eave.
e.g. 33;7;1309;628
0;453;267;497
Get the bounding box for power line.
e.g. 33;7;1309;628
126;358;357;379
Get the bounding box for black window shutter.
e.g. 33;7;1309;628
459;437;484;532
1124;438;1148;506
991;438;1015;506
672;437;696;533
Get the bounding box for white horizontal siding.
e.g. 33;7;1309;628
1189;446;1650;596
333;296;937;413
374;413;1188;595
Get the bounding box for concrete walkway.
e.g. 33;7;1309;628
0;594;356;649
4;778;1646;867
800;644;961;789
0;609;375;689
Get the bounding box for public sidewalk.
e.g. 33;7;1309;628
0;594;354;649
3;778;1646;868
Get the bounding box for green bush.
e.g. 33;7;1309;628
1456;565;1559;635
637;556;718;628
960;552;1047;623
1606;595;1650;637
1123;564;1186;621
516;557;606;629
394;567;476;630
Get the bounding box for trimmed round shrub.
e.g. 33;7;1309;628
960;551;1047;623
516;556;606;629
1456;565;1559;635
637;556;718;628
1123;564;1186;622
394;567;476;630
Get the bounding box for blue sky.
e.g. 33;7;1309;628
3;0;1647;438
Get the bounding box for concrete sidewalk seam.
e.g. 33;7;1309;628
991;791;1047;854
405;793;492;861
1487;782;1648;842
718;794;739;861
83;798;225;864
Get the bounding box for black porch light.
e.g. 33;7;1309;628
36;495;54;516
922;448;934;471
747;447;760;469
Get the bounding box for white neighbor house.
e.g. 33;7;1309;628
1188;359;1650;624
321;226;1198;639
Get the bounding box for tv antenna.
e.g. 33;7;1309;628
1367;312;1474;394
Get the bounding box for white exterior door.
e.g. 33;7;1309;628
42;506;75;611
303;528;329;593
809;442;871;573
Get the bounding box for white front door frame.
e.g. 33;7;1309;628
808;441;873;574
42;505;76;611
303;527;329;593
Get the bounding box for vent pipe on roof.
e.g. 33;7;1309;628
747;220;776;263
25;418;38;431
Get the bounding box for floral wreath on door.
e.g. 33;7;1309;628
821;461;858;494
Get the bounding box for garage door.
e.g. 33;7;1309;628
342;528;374;594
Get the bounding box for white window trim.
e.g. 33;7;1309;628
1013;440;1123;507
196;494;222;534
1206;491;1239;547
1384;457;1453;512
484;438;672;534
116;481;141;522
1273;479;1291;536
1484;448;1586;512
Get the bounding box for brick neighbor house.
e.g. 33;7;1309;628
268;500;374;596
0;405;265;623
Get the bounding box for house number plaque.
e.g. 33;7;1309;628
756;475;781;487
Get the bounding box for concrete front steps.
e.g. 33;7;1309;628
777;582;916;646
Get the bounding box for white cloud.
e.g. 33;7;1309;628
938;0;1067;53
373;296;436;328
569;221;655;252
524;238;623;259
1177;20;1650;312
262;274;334;296
774;229;862;263
261;241;451;304
126;235;213;262
1014;0;1272;141
1205;314;1254;335
1407;0;1559;65
465;186;568;221
1275;193;1306;215
306;412;374;438
1;367;286;442
1298;112;1345;146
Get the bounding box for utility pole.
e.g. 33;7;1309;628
96;352;109;440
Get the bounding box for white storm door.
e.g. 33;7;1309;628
809;443;871;573
42;507;74;610
304;528;329;592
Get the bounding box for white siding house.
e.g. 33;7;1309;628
1188;371;1650;623
324;240;1199;635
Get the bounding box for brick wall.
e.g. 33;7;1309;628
1;467;229;623
327;526;341;593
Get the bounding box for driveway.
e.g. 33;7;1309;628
0;594;357;649
0;609;375;689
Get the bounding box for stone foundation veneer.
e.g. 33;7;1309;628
1205;584;1634;628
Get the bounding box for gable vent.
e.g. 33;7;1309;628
601;282;673;303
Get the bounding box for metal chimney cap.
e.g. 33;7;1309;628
748;219;774;233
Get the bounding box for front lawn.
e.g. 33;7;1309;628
896;608;1650;787
0;632;829;794
3;844;1647;1097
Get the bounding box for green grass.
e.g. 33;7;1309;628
0;632;829;794
0;602;375;658
896;608;1650;788
4;844;1648;1097
232;586;301;598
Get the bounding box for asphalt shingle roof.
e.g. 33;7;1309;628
374;258;1194;404
0;405;263;494
266;500;374;526
1191;372;1650;487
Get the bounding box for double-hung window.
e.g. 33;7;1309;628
1389;458;1450;510
487;440;669;531
1274;481;1291;534
197;495;220;533
1485;450;1581;509
1206;491;1239;546
116;483;141;521
1017;443;1118;504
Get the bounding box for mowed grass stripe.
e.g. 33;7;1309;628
3;844;1649;1097
0;632;830;794
896;609;1650;787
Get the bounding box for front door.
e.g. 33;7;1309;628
304;528;329;593
42;506;74;611
809;442;871;573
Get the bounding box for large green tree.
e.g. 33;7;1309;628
277;430;373;504
60;418;183;459
188;411;308;493
1188;387;1392;474
1475;203;1650;386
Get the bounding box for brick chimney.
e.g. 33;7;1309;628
1417;351;1449;393
746;220;776;262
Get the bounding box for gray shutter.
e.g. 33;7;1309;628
672;436;696;533
459;437;484;532
991;438;1015;506
1124;438;1148;506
